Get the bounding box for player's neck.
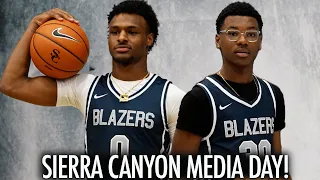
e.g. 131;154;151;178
112;60;148;81
219;64;253;84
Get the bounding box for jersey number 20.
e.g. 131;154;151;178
239;140;271;156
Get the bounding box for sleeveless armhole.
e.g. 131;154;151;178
160;80;171;154
262;80;277;117
84;76;101;154
197;83;217;155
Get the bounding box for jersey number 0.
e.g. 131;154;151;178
110;135;129;155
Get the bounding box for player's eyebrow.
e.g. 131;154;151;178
227;26;239;29
247;26;258;30
227;26;258;30
109;25;140;29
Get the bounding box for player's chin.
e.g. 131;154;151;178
112;55;134;65
232;57;254;67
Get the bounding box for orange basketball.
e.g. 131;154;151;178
30;20;90;79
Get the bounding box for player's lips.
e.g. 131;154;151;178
115;45;131;53
234;48;250;58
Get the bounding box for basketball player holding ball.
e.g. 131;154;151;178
0;0;185;159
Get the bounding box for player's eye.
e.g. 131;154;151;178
109;31;119;35
246;31;257;37
228;30;239;37
227;30;239;37
128;31;138;35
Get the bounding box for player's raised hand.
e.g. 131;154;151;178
29;8;79;31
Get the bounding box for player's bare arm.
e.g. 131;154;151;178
272;131;292;179
172;129;202;155
171;89;209;155
273;131;282;154
0;8;78;106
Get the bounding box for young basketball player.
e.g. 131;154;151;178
172;2;287;178
0;0;185;156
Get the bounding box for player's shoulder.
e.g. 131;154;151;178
192;74;218;97
167;83;185;95
194;74;220;90
57;73;97;85
152;74;170;84
153;74;180;90
154;74;186;100
268;82;284;100
174;77;211;108
197;73;218;82
268;82;282;94
76;73;97;80
165;83;185;105
258;77;284;98
258;77;282;91
186;85;209;104
183;74;222;106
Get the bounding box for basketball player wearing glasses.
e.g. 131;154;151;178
0;0;185;157
172;2;289;179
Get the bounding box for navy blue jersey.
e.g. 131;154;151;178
85;73;171;155
197;75;276;156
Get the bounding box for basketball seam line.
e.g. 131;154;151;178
35;32;85;64
40;23;90;55
32;36;80;73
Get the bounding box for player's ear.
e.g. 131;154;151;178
216;34;221;49
147;33;154;47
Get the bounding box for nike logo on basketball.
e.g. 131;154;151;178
219;103;232;110
52;28;79;42
94;94;108;99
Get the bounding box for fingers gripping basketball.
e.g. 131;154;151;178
30;20;89;79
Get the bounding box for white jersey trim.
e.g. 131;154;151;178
84;76;101;153
106;73;159;101
206;76;262;108
129;75;158;100
160;81;170;154
263;80;277;117
198;83;217;155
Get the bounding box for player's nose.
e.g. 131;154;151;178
236;34;248;46
117;30;128;43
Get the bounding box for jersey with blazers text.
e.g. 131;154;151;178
197;75;276;156
85;73;171;155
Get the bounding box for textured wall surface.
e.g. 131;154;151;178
1;0;319;179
